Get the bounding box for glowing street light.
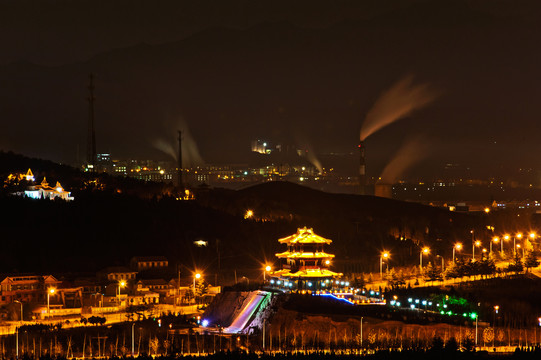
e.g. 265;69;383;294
517;244;524;258
14;300;23;358
503;234;510;254
491;236;500;254
420;247;430;270
453;243;462;262
264;265;272;281
47;288;55;319
244;210;254;219
118;280;126;297
380;251;390;280
514;233;523;256
493;305;499;347
193;272;202;301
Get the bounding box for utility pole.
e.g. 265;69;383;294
87;74;97;171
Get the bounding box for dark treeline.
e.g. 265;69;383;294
10;347;541;360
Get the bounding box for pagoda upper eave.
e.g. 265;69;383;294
275;251;335;259
278;227;332;245
270;268;342;278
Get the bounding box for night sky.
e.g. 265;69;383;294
1;0;541;180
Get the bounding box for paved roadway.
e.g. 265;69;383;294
0;304;202;336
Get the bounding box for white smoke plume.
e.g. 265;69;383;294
379;136;430;184
360;75;438;141
152;117;204;168
295;135;323;174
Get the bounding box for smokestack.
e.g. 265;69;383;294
178;130;183;188
359;141;366;195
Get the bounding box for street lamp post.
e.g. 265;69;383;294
491;237;499;255
14;300;22;359
475;314;478;346
453;243;462;262
503;234;510;254
493;305;499;347
117;280;126;308
118;280;126;296
420;247;430;270
513;233;522;257
473;240;481;261
193;272;201;303
437;255;444;271
380;251;389;280
264;265;271;281
517;244;524;258
470;230;475;260
47;288;55;319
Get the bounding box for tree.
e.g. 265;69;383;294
87;316;106;326
445;337;458;353
367;273;373;283
430;337;444;352
524;250;539;270
506;254;523;274
424;262;443;283
354;273;366;289
385;268;397;288
444;262;460;280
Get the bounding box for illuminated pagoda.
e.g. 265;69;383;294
270;227;342;290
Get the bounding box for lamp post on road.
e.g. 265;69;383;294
47;288;55;319
380;251;390;280
513;233;522;257
14;300;22;359
503;234;510;255
118;280;126;296
436;255;444;271
470;230;475;260
491;237;499;255
493;305;499;348
264;265;272;281
420;247;430;270
475;314;479;346
517;244;524;258
453;243;462;262
193;272;201;303
472;240;481;260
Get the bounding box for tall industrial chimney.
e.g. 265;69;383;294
87;74;97;171
359;141;366;195
177;130;183;188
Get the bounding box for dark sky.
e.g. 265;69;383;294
1;0;541;180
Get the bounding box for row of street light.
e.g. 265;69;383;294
377;231;537;279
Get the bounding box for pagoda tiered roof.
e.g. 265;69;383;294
275;251;335;259
271;268;342;278
278;227;332;245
